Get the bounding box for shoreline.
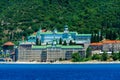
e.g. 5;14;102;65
1;61;120;64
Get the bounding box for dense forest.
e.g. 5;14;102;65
0;0;120;46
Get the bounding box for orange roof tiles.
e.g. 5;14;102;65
90;42;103;46
42;29;46;32
3;41;14;46
116;40;120;43
91;40;120;46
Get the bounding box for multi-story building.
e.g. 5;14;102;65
102;40;120;53
90;40;120;54
90;42;103;55
18;44;84;62
2;41;16;61
18;26;91;62
27;25;91;46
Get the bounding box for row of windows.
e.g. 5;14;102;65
19;50;81;54
29;37;36;40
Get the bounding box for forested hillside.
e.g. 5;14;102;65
0;0;120;46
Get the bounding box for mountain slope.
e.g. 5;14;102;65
0;0;120;45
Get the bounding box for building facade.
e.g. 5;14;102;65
18;44;84;62
90;40;120;54
27;25;91;46
18;26;91;62
1;42;16;61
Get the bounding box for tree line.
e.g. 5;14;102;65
72;52;120;62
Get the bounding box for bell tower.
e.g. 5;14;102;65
64;25;69;33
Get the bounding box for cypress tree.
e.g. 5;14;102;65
99;33;103;41
91;33;94;43
96;34;99;42
39;40;41;45
69;40;73;45
59;38;62;44
36;38;39;45
86;47;92;58
63;40;67;45
94;34;97;42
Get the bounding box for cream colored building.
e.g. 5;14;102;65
18;44;84;62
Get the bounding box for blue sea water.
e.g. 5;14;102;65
0;64;120;80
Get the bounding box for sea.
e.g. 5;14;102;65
0;64;120;80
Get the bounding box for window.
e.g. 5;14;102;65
29;37;32;39
33;37;35;39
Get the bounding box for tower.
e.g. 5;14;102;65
36;27;41;44
64;25;69;33
37;27;41;38
63;25;69;39
53;28;57;34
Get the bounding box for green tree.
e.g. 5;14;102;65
101;52;108;61
69;40;73;45
39;40;41;45
92;54;101;60
5;53;10;58
86;47;92;58
112;53;118;61
91;33;94;43
72;53;83;62
36;38;39;45
99;34;103;41
118;52;120;61
0;0;120;46
36;38;41;45
59;38;62;45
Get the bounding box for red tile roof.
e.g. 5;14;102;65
90;42;103;46
91;40;120;46
42;29;46;32
116;40;120;43
3;42;14;46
